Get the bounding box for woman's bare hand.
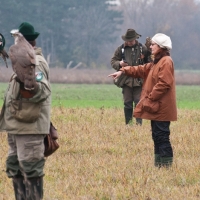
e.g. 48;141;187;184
108;71;123;79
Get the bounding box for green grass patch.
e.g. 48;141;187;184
0;83;199;109
51;84;200;109
51;84;123;108
176;85;200;109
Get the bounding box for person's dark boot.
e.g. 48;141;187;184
124;108;133;125
25;176;43;200
154;154;161;168
12;175;26;200
160;157;173;168
136;118;142;126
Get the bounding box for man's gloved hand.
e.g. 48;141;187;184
30;81;39;94
15;76;23;84
15;76;39;98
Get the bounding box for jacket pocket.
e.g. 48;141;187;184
24;140;44;158
142;98;159;113
9;99;41;123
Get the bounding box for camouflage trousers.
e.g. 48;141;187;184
6;133;46;178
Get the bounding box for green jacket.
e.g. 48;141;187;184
0;47;51;134
111;41;150;87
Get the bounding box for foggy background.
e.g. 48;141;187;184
0;0;200;71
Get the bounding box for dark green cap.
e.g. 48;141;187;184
18;22;40;41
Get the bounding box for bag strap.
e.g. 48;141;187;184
138;43;144;64
120;43;143;63
121;44;125;61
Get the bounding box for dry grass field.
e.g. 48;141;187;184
1;107;200;200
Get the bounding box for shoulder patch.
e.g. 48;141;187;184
35;71;43;82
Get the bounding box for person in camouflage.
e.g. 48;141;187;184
0;22;51;200
111;29;150;125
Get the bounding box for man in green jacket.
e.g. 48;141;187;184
0;22;51;200
111;29;150;125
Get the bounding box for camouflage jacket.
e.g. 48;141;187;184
111;41;150;87
0;47;51;134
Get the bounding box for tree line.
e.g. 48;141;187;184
119;0;200;70
0;0;199;70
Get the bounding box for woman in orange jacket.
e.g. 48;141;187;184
109;33;177;167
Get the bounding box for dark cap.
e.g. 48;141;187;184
121;29;141;41
18;22;40;41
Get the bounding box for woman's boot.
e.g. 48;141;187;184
160;156;173;168
154;154;161;167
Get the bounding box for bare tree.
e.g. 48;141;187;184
118;0;200;69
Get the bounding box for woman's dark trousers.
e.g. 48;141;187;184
151;120;173;167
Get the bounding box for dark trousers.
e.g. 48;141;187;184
122;85;142;109
151;120;173;157
122;86;142;124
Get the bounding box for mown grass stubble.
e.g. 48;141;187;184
1;107;200;200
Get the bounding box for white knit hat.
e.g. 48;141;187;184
152;33;172;50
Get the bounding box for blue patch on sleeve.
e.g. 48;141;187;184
35;72;43;82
